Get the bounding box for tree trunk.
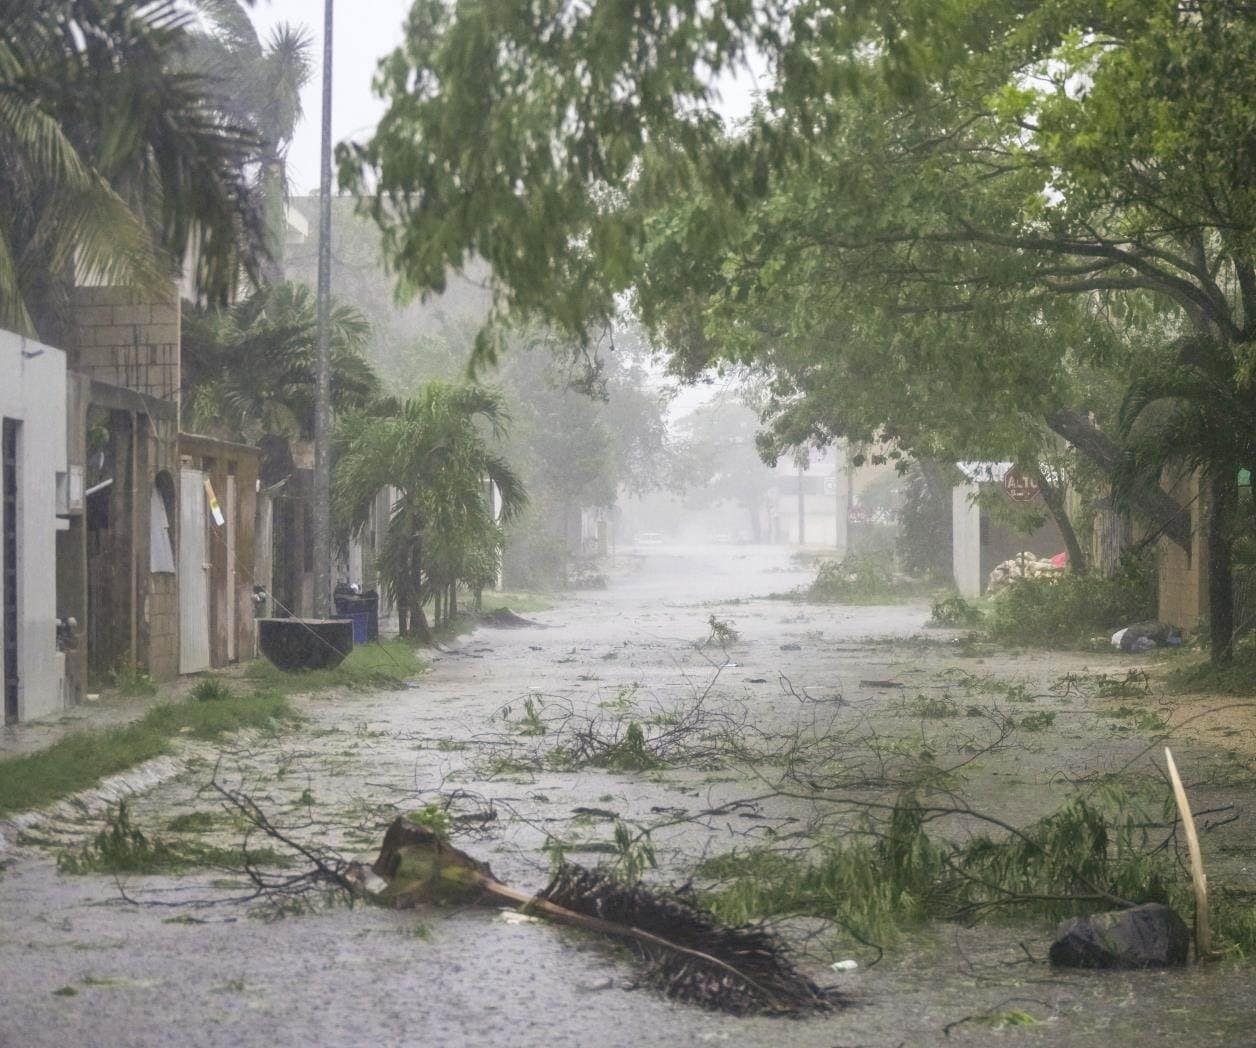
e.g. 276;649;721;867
413;606;433;644
1092;497;1130;577
1033;466;1087;574
1046;409;1191;550
448;583;457;620
1208;469;1235;664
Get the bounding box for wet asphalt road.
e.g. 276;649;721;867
2;544;1254;1047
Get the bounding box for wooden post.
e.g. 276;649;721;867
1164;747;1214;961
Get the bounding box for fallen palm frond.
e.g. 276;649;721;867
539;863;836;1015
364;816;839;1017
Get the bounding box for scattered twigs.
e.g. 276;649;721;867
942;996;1048;1036
210;775;357;898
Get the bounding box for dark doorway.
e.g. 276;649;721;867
85;408;134;681
3;418;19;725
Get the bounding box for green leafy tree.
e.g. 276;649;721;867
348;0;1256;659
332;383;526;639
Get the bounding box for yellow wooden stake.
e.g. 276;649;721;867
1164;747;1214;961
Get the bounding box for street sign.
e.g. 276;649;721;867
1003;468;1041;503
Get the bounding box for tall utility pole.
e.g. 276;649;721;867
311;0;334;618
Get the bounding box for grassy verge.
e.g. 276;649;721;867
477;589;554;614
0;689;296;817
240;637;425;695
1165;640;1256;696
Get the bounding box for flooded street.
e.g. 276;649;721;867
2;544;1254;1047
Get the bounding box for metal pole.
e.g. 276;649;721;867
312;0;334;618
796;466;805;545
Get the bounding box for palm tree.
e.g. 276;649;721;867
333;383;526;640
184;2;313;281
1117;341;1256;663
0;0;266;341
181;281;379;443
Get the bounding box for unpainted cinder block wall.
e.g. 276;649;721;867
69;286;180;401
1158;469;1207;631
69;285;182;681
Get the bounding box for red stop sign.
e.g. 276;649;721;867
1003;468;1041;503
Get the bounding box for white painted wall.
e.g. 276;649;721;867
952;482;982;599
0;328;68;722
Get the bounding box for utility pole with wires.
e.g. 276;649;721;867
311;0;334;619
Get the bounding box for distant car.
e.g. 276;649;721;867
711;532;732;544
635;531;666;546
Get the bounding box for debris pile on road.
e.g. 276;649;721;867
481;607;545;629
1110;621;1183;653
355;816;841;1017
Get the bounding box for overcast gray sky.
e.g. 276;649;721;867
249;0;412;194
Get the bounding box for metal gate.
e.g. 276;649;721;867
178;468;211;674
3;419;18;724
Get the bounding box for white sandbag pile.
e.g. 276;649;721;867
987;551;1064;592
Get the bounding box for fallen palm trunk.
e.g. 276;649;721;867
359;816;839;1016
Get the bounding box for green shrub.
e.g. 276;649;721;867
809;552;893;603
190;678;233;702
110;661;157;697
927;594;983;628
986;560;1155;648
699;793;1182;946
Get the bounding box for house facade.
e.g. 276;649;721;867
1;329;69;724
3;281;269;725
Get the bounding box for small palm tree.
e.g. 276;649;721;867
0;0;266;340
182;281;379;442
333;383;526;640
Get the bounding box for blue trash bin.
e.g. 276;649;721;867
345;609;369;645
335;591;373;646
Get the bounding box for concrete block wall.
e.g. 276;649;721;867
144;574;179;681
69;287;180;402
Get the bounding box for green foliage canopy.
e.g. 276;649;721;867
0;0;268;339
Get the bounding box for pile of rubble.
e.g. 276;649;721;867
987;551;1065;592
